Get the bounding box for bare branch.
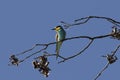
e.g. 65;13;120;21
15;43;55;56
19;45;48;63
9;33;112;65
34;51;66;60
94;44;120;80
61;16;120;29
58;39;94;63
111;44;120;56
94;63;110;80
58;34;111;63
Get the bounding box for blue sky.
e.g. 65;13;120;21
1;0;120;80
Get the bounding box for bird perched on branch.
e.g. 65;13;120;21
52;26;66;59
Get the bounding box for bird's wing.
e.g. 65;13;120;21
55;33;63;59
56;41;62;59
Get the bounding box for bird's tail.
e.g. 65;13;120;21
56;41;62;59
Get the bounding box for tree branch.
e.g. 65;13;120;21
61;16;120;29
94;63;110;80
14;34;111;64
9;16;120;79
94;44;120;80
58;39;94;63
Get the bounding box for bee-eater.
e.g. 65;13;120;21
52;26;66;59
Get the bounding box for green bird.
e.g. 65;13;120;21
52;26;66;59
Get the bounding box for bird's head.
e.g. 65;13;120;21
52;26;62;31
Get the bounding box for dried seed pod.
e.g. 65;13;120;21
9;55;19;66
111;26;120;40
32;55;51;77
106;54;117;64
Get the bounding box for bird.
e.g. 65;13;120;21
52;26;66;59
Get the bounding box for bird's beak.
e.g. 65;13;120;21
51;28;55;30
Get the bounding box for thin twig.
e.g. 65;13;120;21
58;34;111;63
15;42;56;56
111;44;120;56
58;40;94;63
94;63;110;80
34;52;66;60
15;44;45;56
19;46;48;63
61;16;120;29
